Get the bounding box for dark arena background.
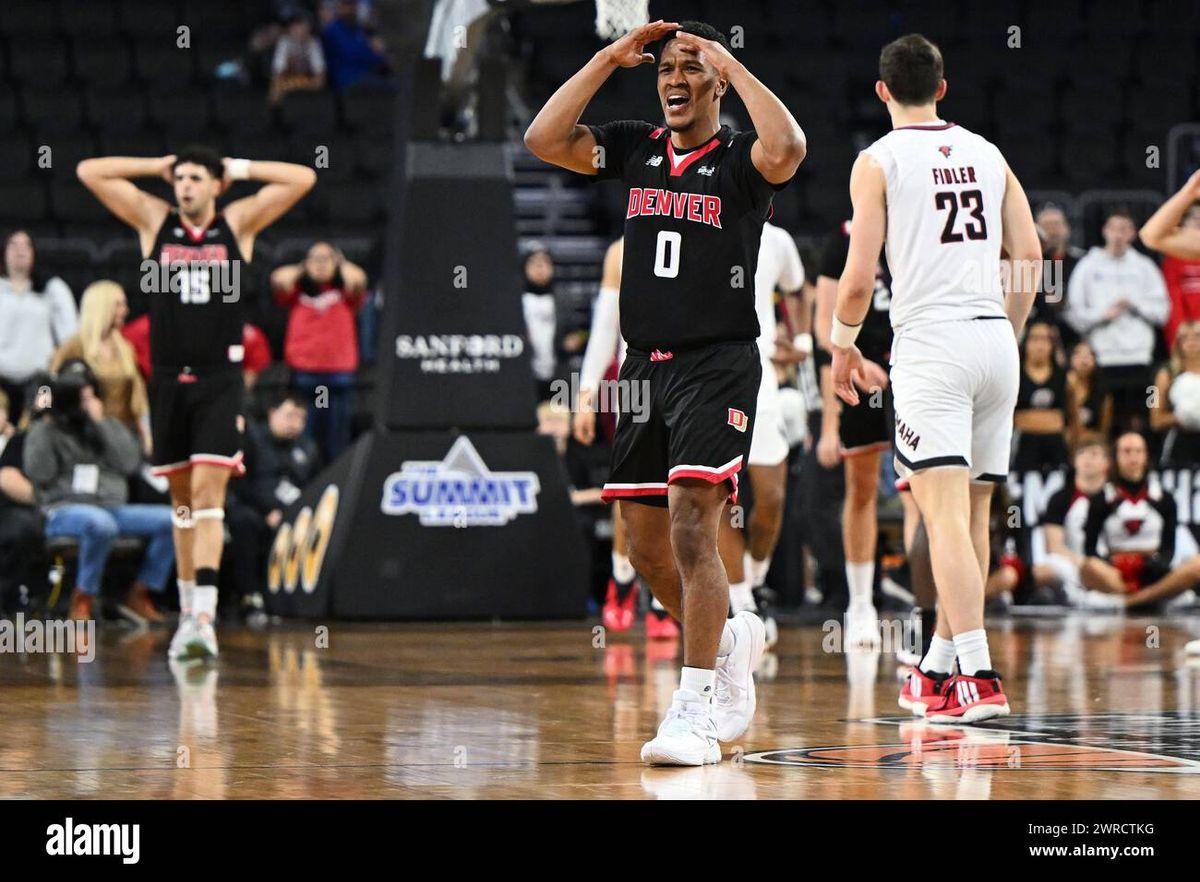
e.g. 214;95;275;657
1;0;1200;859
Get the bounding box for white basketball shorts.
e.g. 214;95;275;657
889;317;1018;484
749;360;790;466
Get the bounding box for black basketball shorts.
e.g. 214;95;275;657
149;367;245;477
601;341;761;508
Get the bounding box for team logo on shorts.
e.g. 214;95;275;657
727;408;748;433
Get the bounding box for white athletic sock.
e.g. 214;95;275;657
718;620;735;657
649;594;665;612
846;561;874;607
612;552;636;585
192;586;218;622
921;634;957;675
680;666;715;701
177;579;196;615
953;629;992;677
729;580;754;613
745;552;771;588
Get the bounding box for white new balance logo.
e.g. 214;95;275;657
645;155;663;167
956;680;981;705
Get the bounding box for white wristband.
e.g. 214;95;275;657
830;316;862;348
226;158;251;180
792;333;813;355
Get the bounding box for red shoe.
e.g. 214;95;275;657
644;608;680;640
926;670;1011;724
898;666;949;716
602;578;637;632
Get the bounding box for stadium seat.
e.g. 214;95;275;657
0;135;34;181
1085;0;1145;38
1027;0;1085;40
326;182;384;226
72;41;134;90
1135;39;1197;89
118;0;184;40
98;129;168;158
9;40;70;87
292;135;355;182
20;89;85;136
58;0;122;40
211;89;277;137
355;138;393;180
86;88;150;135
133;44;197;90
149;91;213;141
1060;135;1120;185
0;91;20;132
340;88;396;134
49;180;114;227
278;91;339;137
0;0;61;37
0;181;49;224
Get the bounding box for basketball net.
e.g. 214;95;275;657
594;0;649;40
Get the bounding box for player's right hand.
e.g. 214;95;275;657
831;344;867;406
574;389;597;445
159;155;177;184
606;20;681;68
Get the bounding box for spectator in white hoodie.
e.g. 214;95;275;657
1066;209;1168;434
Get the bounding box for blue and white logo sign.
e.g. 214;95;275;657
381;436;540;526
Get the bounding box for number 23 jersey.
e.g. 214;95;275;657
588;121;789;352
861;121;1008;333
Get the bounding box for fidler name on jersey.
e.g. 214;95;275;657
626;188;723;229
932;166;979;185
141;242;241;299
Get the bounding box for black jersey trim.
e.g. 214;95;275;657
895;449;969;471
974;472;1008;484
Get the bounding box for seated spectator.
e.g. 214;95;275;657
227;392;319;619
1012;320;1071;475
321;0;389;93
1066;340;1113;447
270;12;327;102
1065;209;1168;434
1151;320;1200;468
522;244;558;403
271;243;366;464
1159;202;1200;349
0;230;79;424
0;390;46;613
23;361;173;624
50;281;152;455
1033;203;1086;347
1031;434;1117;607
1081;431;1200;610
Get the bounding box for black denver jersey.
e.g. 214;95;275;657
1083;476;1176;559
147;210;247;373
588;121;787;351
819;220;893;361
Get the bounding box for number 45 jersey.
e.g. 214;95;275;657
861;121;1008;333
147;209;248;373
587;121;789;352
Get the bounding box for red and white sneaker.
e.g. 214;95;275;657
645;608;680;640
898;667;950;716
602;578;637;633
926;670;1011;724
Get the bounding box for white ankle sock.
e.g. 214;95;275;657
612;552;636;585
744;552;771;588
177;579;196;615
193;586;218;622
921;634;957;675
953;629;992;676
846;561;874;607
649;594;665;612
680;666;715;700
718;620;735;657
729;580;754;613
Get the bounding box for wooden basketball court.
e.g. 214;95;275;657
3;615;1200;799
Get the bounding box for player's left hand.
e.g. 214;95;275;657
858;358;889;391
670;30;738;79
831;344;867;406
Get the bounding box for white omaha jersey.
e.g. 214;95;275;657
862;122;1008;332
754;222;805;362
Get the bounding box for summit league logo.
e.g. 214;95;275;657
381;436;540;526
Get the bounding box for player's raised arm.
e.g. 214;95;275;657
523;20;679;175
670;31;805;183
999;163;1042;336
1140;169;1200;260
829;153;887;405
76;155;174;238
223;159;318;238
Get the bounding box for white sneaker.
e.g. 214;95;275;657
1185;638;1200;656
846;603;882;649
713;610;766;742
641;689;722;766
169;615;219;661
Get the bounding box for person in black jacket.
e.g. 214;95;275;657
225;391;318;620
1081;431;1200;609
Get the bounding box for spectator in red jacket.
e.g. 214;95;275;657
1161;203;1200;349
271;242;367;464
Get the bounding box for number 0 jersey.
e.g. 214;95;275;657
587;121;789;351
861;121;1008;332
147;210;247;373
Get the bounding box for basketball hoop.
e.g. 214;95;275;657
594;0;649;40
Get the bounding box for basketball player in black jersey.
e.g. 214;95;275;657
77;146;316;660
526;20;804;765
